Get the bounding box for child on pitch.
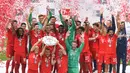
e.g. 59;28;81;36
65;31;84;73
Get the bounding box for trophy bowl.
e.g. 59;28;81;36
42;36;58;46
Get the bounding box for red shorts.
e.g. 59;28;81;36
104;54;117;65
6;46;14;58
80;52;92;63
97;53;105;64
28;69;38;73
14;52;26;64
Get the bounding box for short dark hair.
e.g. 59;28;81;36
34;23;39;27
93;23;99;27
59;25;64;28
107;28;113;33
121;21;125;24
78;26;85;32
38;14;44;18
76;21;81;24
12;20;17;23
50;16;56;19
21;23;26;26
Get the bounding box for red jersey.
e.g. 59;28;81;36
41;55;52;73
14;35;27;54
105;34;118;54
56;33;66;56
6;29;15;47
57;32;66;48
30;30;44;46
98;35;106;54
82;32;90;53
56;55;68;73
91;30;100;50
88;28;94;49
28;52;40;70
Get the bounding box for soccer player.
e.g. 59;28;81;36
65;31;84;73
30;17;48;47
40;46;54;73
28;38;43;73
100;8;116;73
52;41;68;73
5;20;17;73
79;22;93;73
56;25;66;57
104;28;119;73
14;28;27;73
89;23;100;72
96;20;107;73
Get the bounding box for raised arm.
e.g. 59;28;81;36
30;38;42;52
101;19;107;35
71;17;76;29
28;7;33;26
52;45;56;55
116;12;121;29
59;10;66;26
111;14;116;33
57;41;67;55
51;54;56;65
40;45;46;57
116;26;120;36
6;19;11;30
42;16;48;31
46;6;52;23
65;31;72;51
100;8;104;25
100;13;103;25
26;15;32;30
77;34;84;53
67;17;76;45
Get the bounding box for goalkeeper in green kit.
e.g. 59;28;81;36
65;31;84;73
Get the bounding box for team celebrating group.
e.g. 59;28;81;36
5;7;129;73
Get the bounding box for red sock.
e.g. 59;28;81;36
22;64;26;73
97;64;101;73
6;60;11;73
11;60;15;72
15;64;20;73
